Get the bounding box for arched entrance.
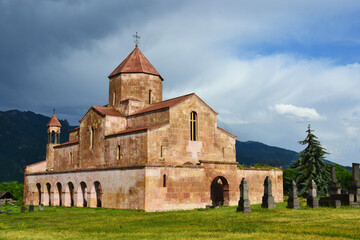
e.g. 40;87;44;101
94;181;102;207
210;176;229;206
36;183;41;205
56;182;62;206
68;182;75;207
46;183;51;206
80;182;88;207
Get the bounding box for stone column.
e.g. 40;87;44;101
237;178;252;213
307;180;319;208
261;176;276;209
328;166;341;195
287;180;300;209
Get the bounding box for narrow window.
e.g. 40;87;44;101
70;152;73;165
90;127;95;149
148;90;152;104
117;145;121;160
163;174;166;187
112;91;116;105
160;145;163;158
190;111;197;141
51;131;55;144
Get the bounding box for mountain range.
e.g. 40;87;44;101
0;109;350;183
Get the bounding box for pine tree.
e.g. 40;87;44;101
291;124;331;196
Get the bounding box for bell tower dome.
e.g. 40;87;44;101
108;46;163;114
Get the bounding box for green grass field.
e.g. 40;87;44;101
0;201;359;240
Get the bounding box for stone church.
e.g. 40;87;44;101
24;45;283;211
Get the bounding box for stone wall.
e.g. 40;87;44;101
144;164;283;211
24;168;146;210
127;109;169;129
104;131;148;167
53;143;80;171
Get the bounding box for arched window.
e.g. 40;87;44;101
190;111;197;141
51;131;55;144
148;90;152;104
113;91;116;106
117;145;121;160
90;127;95;149
70;152;73;165
163;174;166;187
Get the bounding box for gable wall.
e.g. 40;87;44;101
79;110;105;168
53;144;80;171
162;95;235;165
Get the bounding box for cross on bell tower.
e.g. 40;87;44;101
133;32;140;47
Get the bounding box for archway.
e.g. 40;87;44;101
56;182;62;206
36;183;41;205
80;182;88;207
210;176;229;206
94;181;102;207
68;182;75;207
46;183;51;206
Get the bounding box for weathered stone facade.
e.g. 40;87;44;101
24;46;283;211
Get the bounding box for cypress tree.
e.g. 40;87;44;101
291;124;331;196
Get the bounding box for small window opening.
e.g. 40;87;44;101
190;111;197;141
113;91;116;105
70;152;73;165
163;174;166;187
117;145;121;160
222;147;225;158
160;145;163;158
51;131;55;144
148;90;152;104
90;127;95;149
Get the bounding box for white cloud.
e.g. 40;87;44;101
273;104;325;121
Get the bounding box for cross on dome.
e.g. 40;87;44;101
133;32;140;47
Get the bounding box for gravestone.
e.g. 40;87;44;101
348;163;360;205
261;176;276;209
287;180;300;209
328;166;341;195
237;178;252;213
29;205;34;212
307;180;319;208
20;206;26;213
39;204;44;211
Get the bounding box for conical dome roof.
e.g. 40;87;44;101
47;113;61;127
108;46;163;80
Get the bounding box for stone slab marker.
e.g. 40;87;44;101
348;163;360;204
237;178;252;213
20;206;26;213
287;180;300;209
329;166;341;195
261;176;276;209
307;180;319;208
39;204;44;211
29;205;34;212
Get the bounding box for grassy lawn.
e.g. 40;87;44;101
0;201;359;240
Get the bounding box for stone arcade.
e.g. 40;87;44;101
23;46;283;211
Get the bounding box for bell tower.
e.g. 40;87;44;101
108;45;163;115
46;112;61;171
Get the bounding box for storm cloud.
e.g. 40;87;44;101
1;0;360;166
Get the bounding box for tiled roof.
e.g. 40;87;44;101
108;46;163;80
92;106;124;117
69;126;80;132
47;113;61;127
105;123;169;138
130;93;218;116
130;93;194;116
53;140;79;148
217;127;237;138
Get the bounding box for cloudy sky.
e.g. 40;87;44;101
1;0;360;166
